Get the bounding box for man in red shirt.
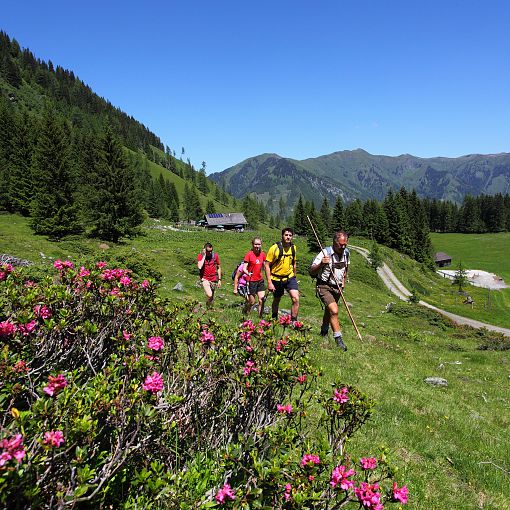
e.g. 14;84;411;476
197;242;222;309
241;237;266;316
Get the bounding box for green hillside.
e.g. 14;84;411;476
1;215;509;509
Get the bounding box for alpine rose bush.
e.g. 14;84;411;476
0;261;409;508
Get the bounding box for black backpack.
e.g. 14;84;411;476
231;261;244;281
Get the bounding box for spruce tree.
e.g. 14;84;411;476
319;198;332;237
205;199;216;214
30;105;82;238
0;97;15;210
9;110;35;215
344;199;364;236
86;127;144;242
292;195;307;235
332;196;345;233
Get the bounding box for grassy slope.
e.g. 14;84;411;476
1;215;509;510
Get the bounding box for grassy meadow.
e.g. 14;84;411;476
1;214;509;509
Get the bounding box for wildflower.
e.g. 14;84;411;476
215;483;236;504
53;260;64;270
0;320;17;337
96;261;107;269
141;279;150;289
142;372;164;393
242;320;255;332
276;338;288;352
34;304;52;319
360;457;377;470
0;264;13;281
293;320;304;330
392;482;409;504
78;266;90;278
147;336;164;351
43;374;68;396
240;331;251;342
119;276;132;286
277;404;293;414
243;360;258;376
18;320;37;336
301;454;320;467
54;259;73;270
200;330;215;345
0;434;25;466
296;375;307;386
333;387;349;404
330;465;356;490
284;483;292;501
258;319;272;329
42;430;65;448
13;360;29;374
122;330;132;341
279;314;292;326
24;280;35;287
354;482;382;509
109;287;121;296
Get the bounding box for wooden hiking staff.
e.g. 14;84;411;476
306;216;363;341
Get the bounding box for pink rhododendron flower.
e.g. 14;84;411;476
13;360;29;373
301;454;320;467
215;483;236;504
354;482;382;509
141;279;150;289
245;344;253;352
392;482;409;504
142;372;164;393
240;331;251;342
119;276;132;286
78;266;90;278
200;330;215;345
34;304;52;319
277;404;293;414
292;320;303;329
360;457;378;470
96;261;107;269
147;336;164;351
0;264;13;281
258;319;272;329
243;360;258;376
330;465;356;490
0;320;17;337
0;434;25;466
43;430;65;448
109;287;121;296
54;259;73;270
24;280;35;287
297;374;307;384
276;338;288;352
334;387;349;404
284;483;292;502
43;374;68;396
18;320;37;336
279;314;292;326
53;260;64;269
242;320;255;332
122;330;132;341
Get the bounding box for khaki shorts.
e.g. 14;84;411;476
202;279;217;298
316;284;341;306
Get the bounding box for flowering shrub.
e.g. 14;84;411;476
0;262;409;508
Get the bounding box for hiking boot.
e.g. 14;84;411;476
334;333;347;351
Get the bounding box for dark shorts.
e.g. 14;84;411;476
272;276;299;298
317;284;342;306
248;280;265;295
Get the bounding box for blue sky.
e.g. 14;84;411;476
2;0;510;173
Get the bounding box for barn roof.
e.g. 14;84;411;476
205;212;247;226
434;252;452;262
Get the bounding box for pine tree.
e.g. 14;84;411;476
9;110;35;215
319;198;332;237
332;197;345;233
30;105;82;238
344;199;364;236
86;127;144;242
0;97;15;210
305;202;326;252
292;195;307;235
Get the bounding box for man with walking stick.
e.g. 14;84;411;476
309;231;350;350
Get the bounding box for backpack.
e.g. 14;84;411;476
231;262;245;281
269;241;296;270
199;252;218;277
309;247;349;279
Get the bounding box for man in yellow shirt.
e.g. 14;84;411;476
264;227;299;321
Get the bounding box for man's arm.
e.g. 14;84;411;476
197;250;205;271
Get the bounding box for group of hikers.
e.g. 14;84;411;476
196;228;350;351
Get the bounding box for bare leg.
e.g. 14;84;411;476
288;289;300;320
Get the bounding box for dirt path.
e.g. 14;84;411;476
350;245;510;337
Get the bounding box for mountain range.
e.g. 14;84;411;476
209;150;510;212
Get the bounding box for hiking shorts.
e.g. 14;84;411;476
272;276;299;298
316;284;342;306
201;279;217;298
248;280;265;295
